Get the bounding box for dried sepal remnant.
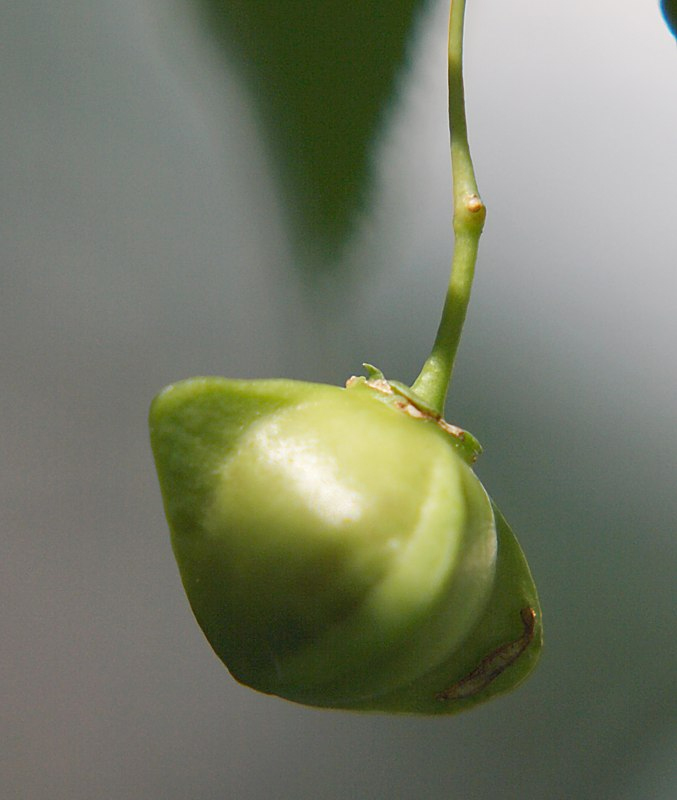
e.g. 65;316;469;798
345;368;481;463
436;607;536;701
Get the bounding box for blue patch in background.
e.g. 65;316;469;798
661;0;677;38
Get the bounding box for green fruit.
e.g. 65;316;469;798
149;373;541;714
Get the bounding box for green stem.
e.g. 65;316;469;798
411;0;485;417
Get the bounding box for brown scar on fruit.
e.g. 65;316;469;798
436;607;536;702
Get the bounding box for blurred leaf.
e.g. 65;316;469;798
662;0;677;38
193;0;430;263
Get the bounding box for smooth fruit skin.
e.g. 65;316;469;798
347;503;542;714
150;376;541;713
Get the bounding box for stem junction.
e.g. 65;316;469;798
411;0;485;417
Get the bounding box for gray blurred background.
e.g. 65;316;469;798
2;0;676;798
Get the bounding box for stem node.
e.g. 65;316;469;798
412;0;484;418
465;194;484;215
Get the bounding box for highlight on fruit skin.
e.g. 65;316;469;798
149;371;542;714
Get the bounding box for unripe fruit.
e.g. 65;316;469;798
150;373;541;714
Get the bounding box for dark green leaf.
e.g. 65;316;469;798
193;0;430;262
